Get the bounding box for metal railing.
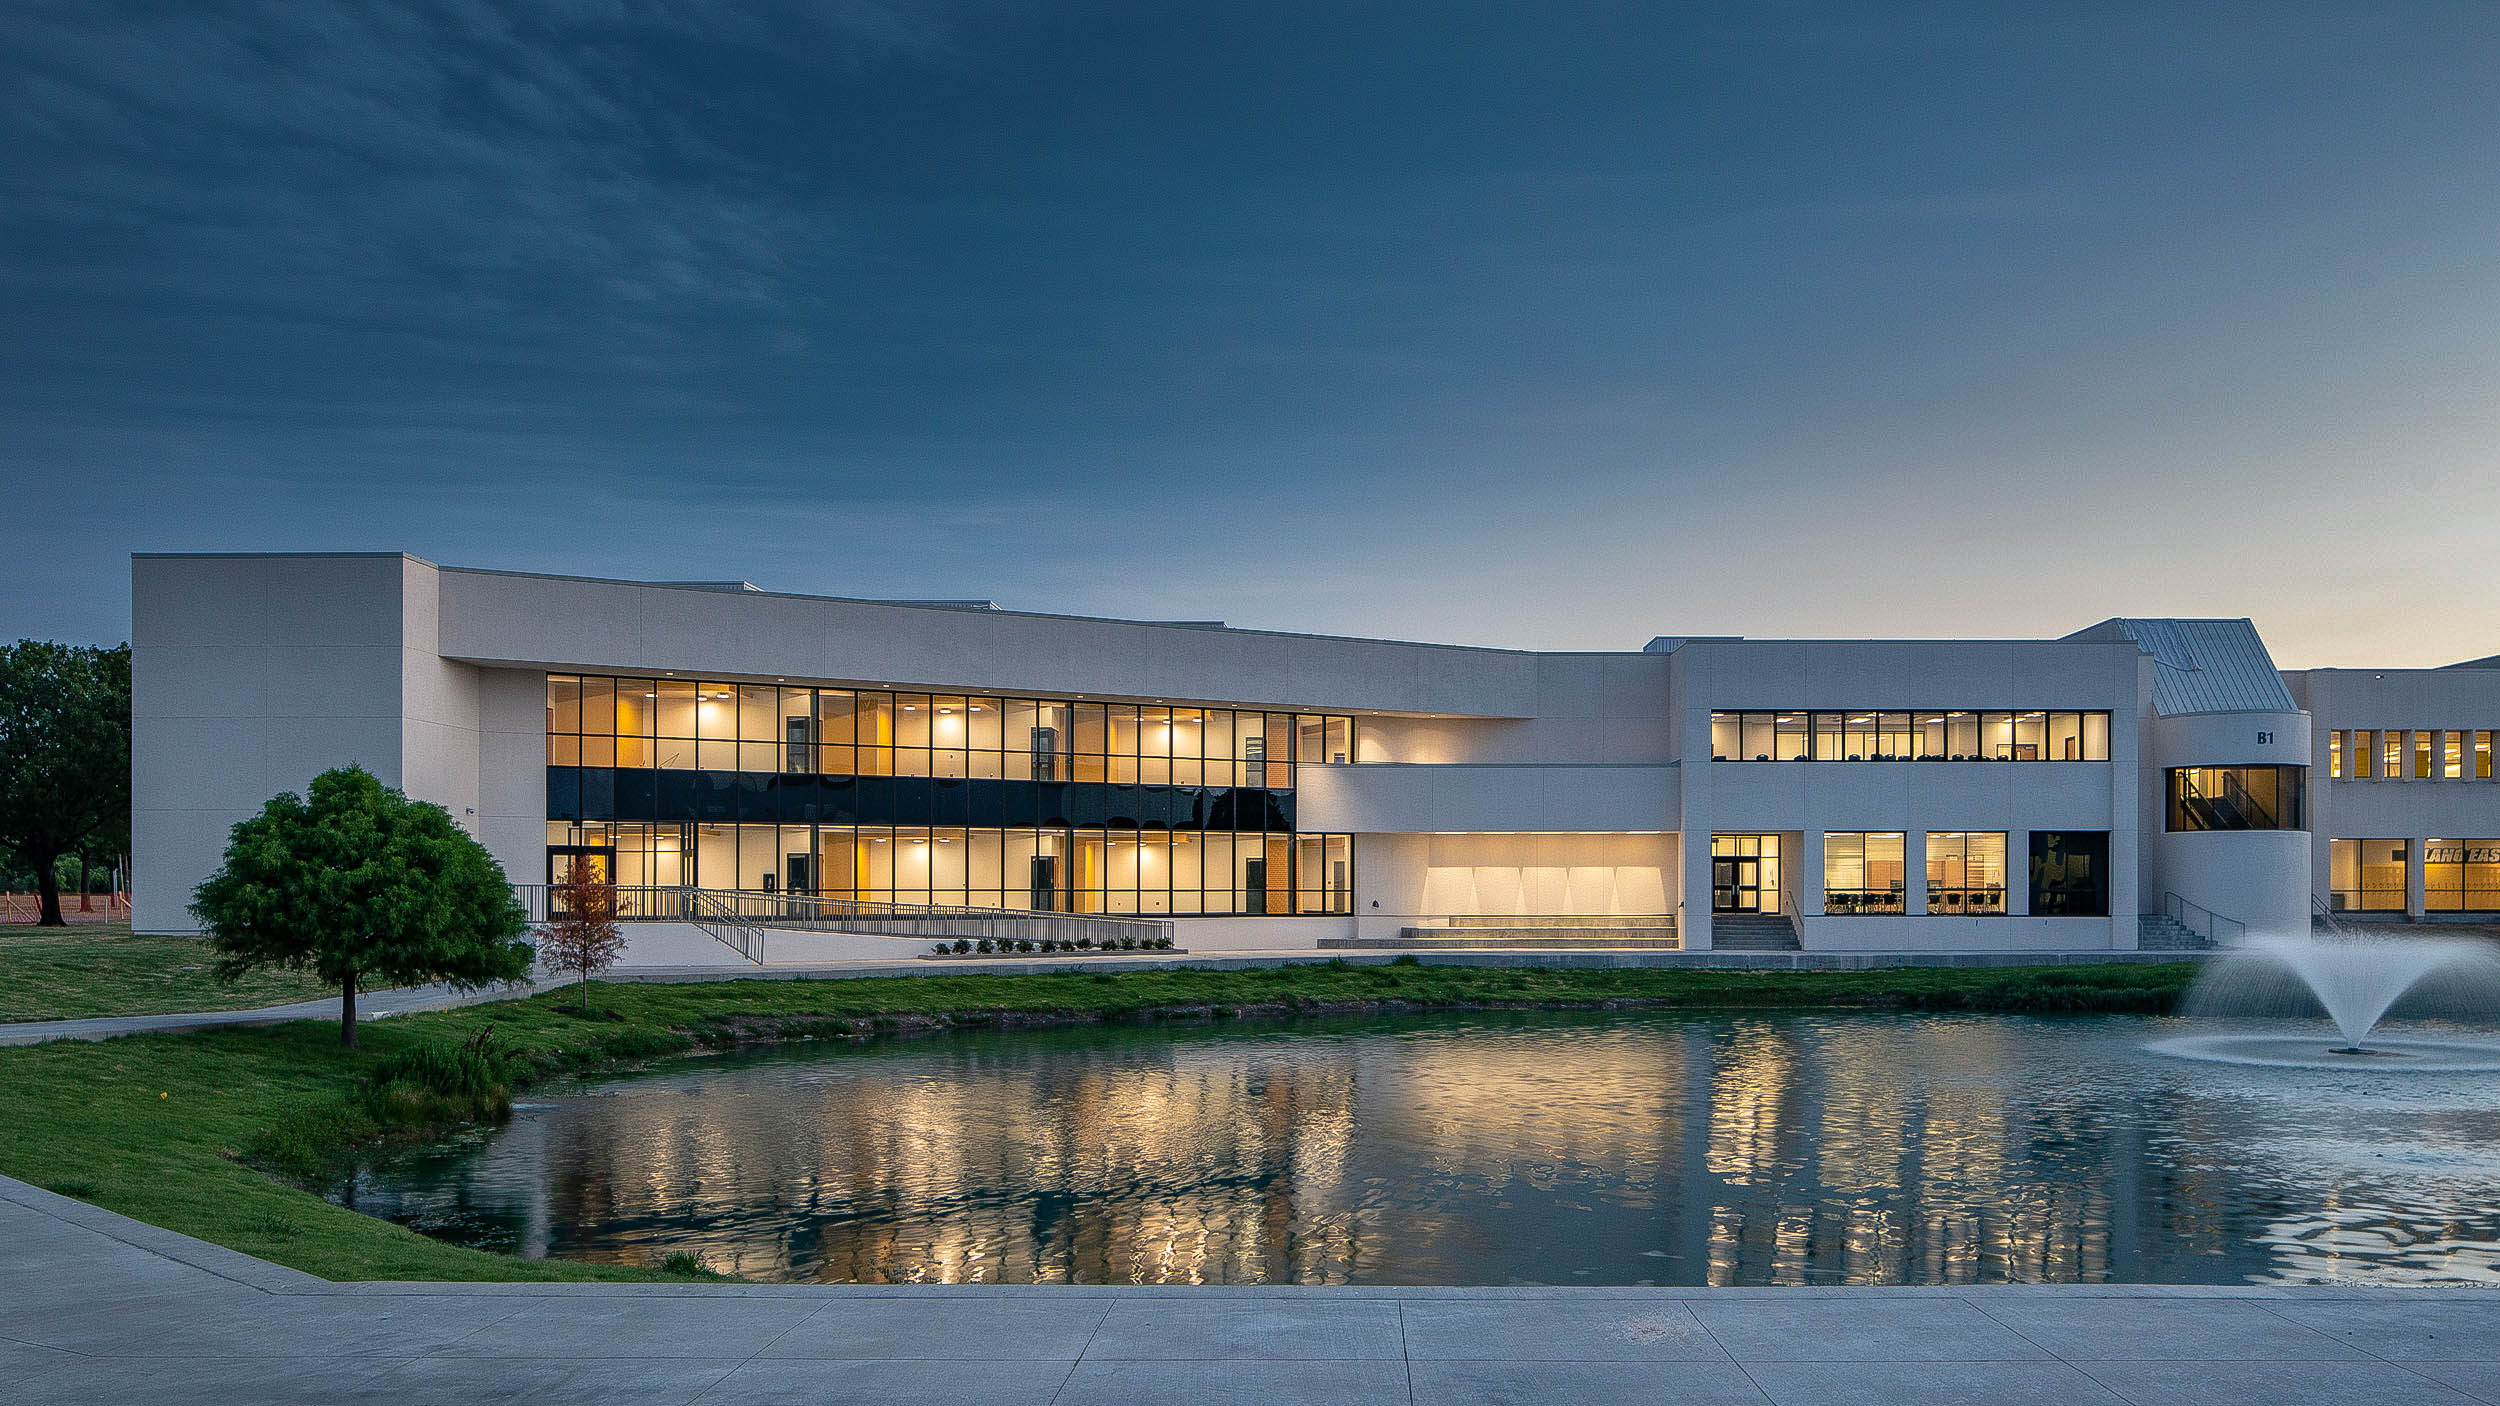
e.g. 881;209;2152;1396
2164;891;2246;947
513;884;717;924
513;884;768;963
684;888;767;963
512;884;1173;955
714;890;1175;949
2312;893;2353;937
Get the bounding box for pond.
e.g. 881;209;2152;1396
336;1011;2500;1286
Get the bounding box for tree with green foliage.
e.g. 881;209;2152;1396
0;640;131;926
191;765;533;1047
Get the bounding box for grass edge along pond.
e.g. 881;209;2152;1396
0;959;2197;1283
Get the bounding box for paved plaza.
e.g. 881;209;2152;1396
4;1175;2496;1404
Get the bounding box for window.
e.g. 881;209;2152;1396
1710;711;2110;761
2445;731;2465;779
2329;731;2344;779
2426;840;2500;912
2330;839;2408;912
1927;832;2007;915
2416;730;2434;779
2354;729;2375;778
1824;832;1907;915
545;674;1352;915
2382;730;2404;778
1772;712;1808;761
2166;766;2307;831
2028;832;2109;916
2481;732;2495;781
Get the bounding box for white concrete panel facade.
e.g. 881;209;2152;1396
128;554;2492;953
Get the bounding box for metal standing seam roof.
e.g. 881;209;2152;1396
2067;618;2297;716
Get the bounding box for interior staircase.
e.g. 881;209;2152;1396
1319;915;1680;951
1708;912;1802;952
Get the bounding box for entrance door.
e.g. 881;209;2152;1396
1029;855;1059;911
547;846;615;916
1711;856;1762;914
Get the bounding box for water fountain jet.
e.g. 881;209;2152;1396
2155;931;2500;1069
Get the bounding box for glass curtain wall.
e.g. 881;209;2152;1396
556;677;1346;788
549;675;1354;914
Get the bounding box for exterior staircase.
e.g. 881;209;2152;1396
2136;914;2213;951
1708;912;1801;952
1319;915;1680;951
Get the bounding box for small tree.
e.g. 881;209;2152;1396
191;765;533;1047
0;641;130;926
540;857;626;1014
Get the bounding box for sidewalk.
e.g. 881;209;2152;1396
2;1174;2496;1404
0;979;553;1047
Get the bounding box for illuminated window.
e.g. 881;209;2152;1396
2480;731;2494;781
1824;832;1906;915
1710;711;2111;761
2330;838;2408;912
2426;839;2500;912
1926;832;2007;915
2167;766;2308;831
2381;731;2404;778
2329;731;2344;779
544;674;1352;914
2445;731;2464;779
2416;731;2435;779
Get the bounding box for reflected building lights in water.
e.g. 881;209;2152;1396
344;1014;2500;1288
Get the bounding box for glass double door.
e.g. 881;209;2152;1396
1711;857;1763;914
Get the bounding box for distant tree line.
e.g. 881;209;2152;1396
0;640;131;925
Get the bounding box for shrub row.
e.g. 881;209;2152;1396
930;935;1177;957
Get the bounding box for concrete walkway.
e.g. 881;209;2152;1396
3;1176;2495;1405
0;980;554;1047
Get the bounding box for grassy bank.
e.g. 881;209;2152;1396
0;960;2197;1282
0;923;334;1021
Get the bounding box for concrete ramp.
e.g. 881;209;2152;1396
606;922;942;970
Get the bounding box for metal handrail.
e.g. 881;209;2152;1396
511;884;1174;952
2312;893;2352;937
683;888;767;964
2164;891;2246;947
718;889;1175;948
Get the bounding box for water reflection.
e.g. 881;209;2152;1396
340;1012;2500;1286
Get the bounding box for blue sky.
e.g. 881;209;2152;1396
5;2;2496;665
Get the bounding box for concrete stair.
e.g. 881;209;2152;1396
1709;913;1801;952
1319;915;1680;951
2137;914;2213;951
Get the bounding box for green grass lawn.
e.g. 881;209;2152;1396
0;960;2198;1283
0;923;337;1021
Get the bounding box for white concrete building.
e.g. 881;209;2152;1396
130;553;2500;954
